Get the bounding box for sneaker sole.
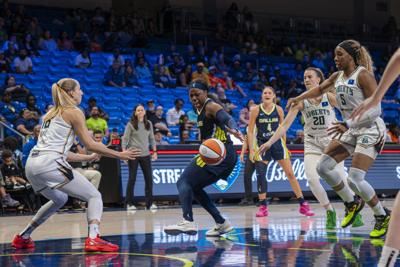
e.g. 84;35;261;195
341;199;365;228
164;229;197;236
206;227;235;237
85;246;119;252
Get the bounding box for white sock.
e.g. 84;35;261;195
372;202;386;216
88;224;100;239
378;246;399;267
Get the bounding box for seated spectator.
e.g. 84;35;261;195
285;80;303;99
1;150;29;190
13;49;33;74
4;43;17;66
0;170;20;207
1;75;29;101
134;50;149;67
39;30;58;51
93;129;107;145
0;92;19;123
155;66;174;88
84;97;108;120
2;136;24;167
167;98;185;126
386;124;400;143
86;106;109;136
74;49;92;68
107;128;122;150
229;60;245;81
22;125;40;166
145;99;156;119
107;48;125;66
149;105;171;136
124;65;140;87
57;31;74;51
103;61;126;88
0;51;10;73
244;62;256;82
292;130;305;144
179;114;194;138
208;66;226;89
222;71;247;97
21;33;38;57
239;99;255;128
168;54;185;79
186;105;198;124
154;129;169;145
191;62;210;86
177;65;192;87
25;94;41;122
180;130;190;144
2;34;19;51
135;57;152;82
216;85;236;114
15;108;37;136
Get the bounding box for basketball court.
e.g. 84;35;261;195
0;200;396;266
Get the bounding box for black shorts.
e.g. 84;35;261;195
256;139;290;162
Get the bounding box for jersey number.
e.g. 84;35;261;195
267;123;272;132
42;120;51;129
340;94;347;105
313;116;325;125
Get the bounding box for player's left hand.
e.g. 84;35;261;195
349;96;380;121
226;127;244;142
256;142;271;158
152;151;158;161
327;121;348;138
88;153;101;162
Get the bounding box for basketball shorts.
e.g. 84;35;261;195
334;118;386;159
255;138;290;162
304;134;331;155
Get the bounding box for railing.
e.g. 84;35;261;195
0;121;28;144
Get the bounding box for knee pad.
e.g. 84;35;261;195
54;193;68;208
316;154;337;177
347;167;375;201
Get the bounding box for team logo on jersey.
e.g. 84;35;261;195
348;79;355;85
212;156;241;192
322;101;328;107
361;136;369;144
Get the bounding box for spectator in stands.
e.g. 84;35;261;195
25;94;41;122
124;65;140;87
208;66;225;89
0;171;20;208
155;65;174;88
93;129;107;145
57;31;74;51
0;92;19;123
4;43;17;66
13;49;33;74
22;125;40;166
2;34;18;51
103;61;126;87
84;97;108;120
179;114;194;140
39;30;58;51
191;62;210;86
122;104;157;210
107;48;125;66
180;130;190;144
239;99;255;128
186;104;198;124
0;51;10;73
216;84;236;114
292;130;305;144
145;99;156;119
15;108;36;136
168;54;185;79
21;33;38;57
285;79;303;99
39;103;53;124
1;75;29;101
86;106;109;136
177;64;192;87
133;50;149;67
27;18;43;41
107;128;122;149
154;129;168;145
295;43;309;62
135;57;152;82
72;31;90;51
222;70;247;97
149;105;172;136
74;49;92;68
167;98;185;126
1;150;29;189
386;124;400;143
229;60;245;81
311;51;325;71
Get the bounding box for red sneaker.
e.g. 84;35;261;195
84;235;119;252
11;235;35;249
299;202;315;216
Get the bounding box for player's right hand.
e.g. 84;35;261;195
249;150;255;163
240;153;245;163
285;97;299;110
119;148;141;160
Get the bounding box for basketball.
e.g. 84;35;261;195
199;138;226;165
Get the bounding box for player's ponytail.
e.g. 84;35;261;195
44;78;79;122
338;39;374;73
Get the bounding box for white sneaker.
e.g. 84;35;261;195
127;204;137;211
206;237;234;250
164;219;198;235
206;220;234;237
150;204;158;210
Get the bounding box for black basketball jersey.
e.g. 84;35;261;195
255;104;280;142
197;99;232;144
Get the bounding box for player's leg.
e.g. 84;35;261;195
255;160;269;217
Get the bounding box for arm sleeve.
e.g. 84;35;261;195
346;104;381;128
215;109;238;130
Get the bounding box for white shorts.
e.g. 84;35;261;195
25;152;74;193
304;135;331;155
334;118;386;159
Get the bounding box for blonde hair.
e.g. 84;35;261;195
338;39;374;73
43;78;79;122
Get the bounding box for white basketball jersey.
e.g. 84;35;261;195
302;94;336;136
334;66;366;120
34;115;75;156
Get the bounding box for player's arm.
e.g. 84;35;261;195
350;48;400;120
272;103;302;146
67;151;98;162
246;105;259;162
345;69;381;128
206;102;243;141
286;72;338;109
327;92;338;108
65;109;141;160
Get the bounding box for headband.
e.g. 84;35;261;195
189;81;208;91
338;42;359;64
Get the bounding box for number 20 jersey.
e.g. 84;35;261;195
301;94;336;137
